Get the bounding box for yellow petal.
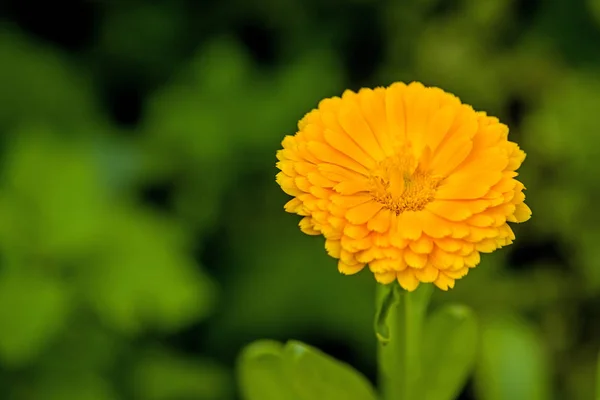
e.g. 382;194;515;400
429;137;473;176
395;211;423;240
331;194;371;208
397;268;420;291
426;199;488;221
338;101;386;161
324;128;376;169
433;272;455;290
374;271;397;284
429;246;455;270
404;248;428;269
325;239;341;258
318;163;366;182
367;208;393;233
512;203;531;223
346;201;384;225
284;198;303;214
436;170;503;200
425;105;456;152
357;88;395;157
409;235;434;254
333;180;371;195
464;251;481;268
414;264;439;282
299;217;320;235
307;141;369;175
420;210;453;238
445;267;469;279
338;260;365;275
385;82;407;145
344;224;370;239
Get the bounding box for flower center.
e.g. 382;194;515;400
369;153;443;215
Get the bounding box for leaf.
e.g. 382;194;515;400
133;347;232;400
474;314;552;400
0;270;69;366
422;305;478;400
237;340;294;400
28;373;118;400
0;29;98;129
237;340;377;400
84;207;216;334
284;341;377;400
0;130;111;259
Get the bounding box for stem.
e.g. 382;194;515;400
376;283;433;400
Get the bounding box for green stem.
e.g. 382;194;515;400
376;283;433;400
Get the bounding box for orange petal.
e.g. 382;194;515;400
367;208;393;233
323;128;376;169
429;246;455;270
409;235;434;254
414;264;439;283
425;105;457;152
331;194;371;208
325;239;341;258
420;210;453;238
357;88;395;157
512;203;531;223
397;268;420;291
430;137;473;176
318;163;366;182
433;272;455;290
445;267;469;279
338;101;385;161
343;224;370;239
284;198;303;214
299;217;320;235
395;211;423;240
426;199;488;222
346;201;384;224
338;260;365;275
464;251;481;268
404;248;428;269
307;141;369;175
333;180;371;195
374;271;397;284
436;170;503;200
385;82;408;145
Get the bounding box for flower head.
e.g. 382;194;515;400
275;82;531;291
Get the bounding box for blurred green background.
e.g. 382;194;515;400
0;0;598;399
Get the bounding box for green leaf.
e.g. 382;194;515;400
28;372;118;400
85;207;216;334
237;340;377;400
0;29;98;129
474;314;551;400
422;305;478;400
0;270;69;366
284;341;377;400
238;340;294;400
133;348;232;400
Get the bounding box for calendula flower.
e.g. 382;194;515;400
276;82;531;291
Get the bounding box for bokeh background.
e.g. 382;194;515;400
0;0;599;399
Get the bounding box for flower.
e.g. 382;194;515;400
275;82;531;291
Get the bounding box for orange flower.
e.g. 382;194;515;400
276;82;531;291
